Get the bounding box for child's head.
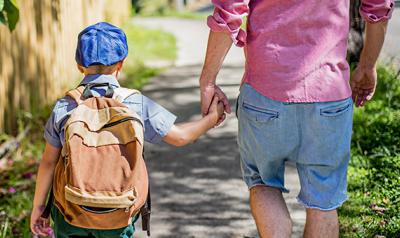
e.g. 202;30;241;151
75;22;128;75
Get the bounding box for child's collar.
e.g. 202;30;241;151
80;74;120;88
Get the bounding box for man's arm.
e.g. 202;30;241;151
352;0;394;107
200;0;249;117
351;21;388;107
200;31;233;116
164;95;224;147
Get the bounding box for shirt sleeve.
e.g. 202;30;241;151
360;0;395;23
207;0;250;47
141;95;177;144
44;106;63;148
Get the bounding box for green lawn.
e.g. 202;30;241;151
0;23;176;238
339;66;400;237
122;22;177;89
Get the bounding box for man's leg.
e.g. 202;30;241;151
250;186;292;238
303;208;339;238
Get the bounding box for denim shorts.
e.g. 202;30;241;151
237;83;353;211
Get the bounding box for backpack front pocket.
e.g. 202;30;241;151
65;185;137;209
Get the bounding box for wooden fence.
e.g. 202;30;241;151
0;0;131;134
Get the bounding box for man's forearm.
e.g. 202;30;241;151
200;31;233;88
359;21;388;68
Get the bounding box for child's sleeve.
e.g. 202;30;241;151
43;98;75;148
44;107;63;148
140;95;177;143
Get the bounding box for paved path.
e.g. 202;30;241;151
134;17;305;238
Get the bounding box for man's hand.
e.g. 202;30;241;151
200;84;231;125
30;205;53;237
208;95;225;126
351;65;377;107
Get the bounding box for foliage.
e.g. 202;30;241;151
132;0;172;15
0;0;19;31
339;66;400;237
121;23;176;89
0;108;49;238
131;0;209;19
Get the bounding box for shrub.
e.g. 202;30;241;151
340;65;400;237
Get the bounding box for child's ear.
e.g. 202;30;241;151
117;60;125;71
77;64;85;74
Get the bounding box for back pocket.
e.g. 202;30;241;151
320;100;352;117
242;101;279;122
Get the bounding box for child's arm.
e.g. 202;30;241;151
30;143;61;236
163;96;224;147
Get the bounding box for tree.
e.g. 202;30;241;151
0;0;19;31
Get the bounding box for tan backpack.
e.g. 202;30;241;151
44;83;150;234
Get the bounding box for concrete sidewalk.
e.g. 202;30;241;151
133;17;306;238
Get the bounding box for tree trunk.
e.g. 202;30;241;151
348;0;365;66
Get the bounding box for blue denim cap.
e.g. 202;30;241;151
75;22;128;67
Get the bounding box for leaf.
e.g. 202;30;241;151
0;11;5;25
0;0;4;11
3;0;19;31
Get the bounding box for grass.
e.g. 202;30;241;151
132;0;210;20
0;106;51;237
0;22;176;237
339;65;400;237
121;22;177;89
138;10;208;20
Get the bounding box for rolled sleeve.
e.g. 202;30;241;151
207;0;249;47
141;96;177;144
44;111;62;148
360;0;395;23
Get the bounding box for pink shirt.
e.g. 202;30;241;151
208;0;395;102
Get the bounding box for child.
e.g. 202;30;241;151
30;22;224;238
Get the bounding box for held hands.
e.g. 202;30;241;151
351;64;377;107
201;84;231;126
207;94;225;127
31;205;53;237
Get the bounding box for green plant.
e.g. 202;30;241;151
0;0;19;31
121;23;176;89
339;65;400;237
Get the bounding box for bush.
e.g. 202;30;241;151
121;23;176;89
132;0;172;15
339;65;400;237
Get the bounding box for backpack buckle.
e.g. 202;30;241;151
82;83;114;99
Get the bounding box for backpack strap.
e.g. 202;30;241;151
66;86;85;104
112;88;140;103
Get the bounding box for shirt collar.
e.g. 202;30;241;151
79;74;120;88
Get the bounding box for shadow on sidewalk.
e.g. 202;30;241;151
135;64;258;237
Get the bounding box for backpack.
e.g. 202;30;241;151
43;83;151;234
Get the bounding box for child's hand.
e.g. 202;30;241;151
208;95;225;126
31;205;53;237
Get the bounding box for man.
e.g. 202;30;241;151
199;0;394;237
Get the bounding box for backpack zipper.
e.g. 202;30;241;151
103;117;142;128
